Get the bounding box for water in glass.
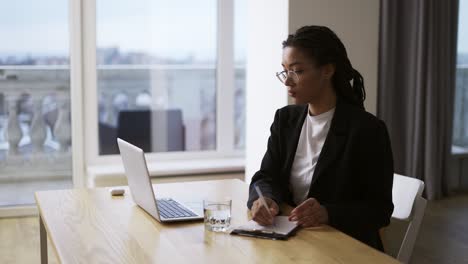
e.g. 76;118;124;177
204;200;231;232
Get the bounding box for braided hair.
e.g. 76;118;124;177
282;25;366;109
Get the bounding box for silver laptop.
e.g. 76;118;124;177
117;138;204;222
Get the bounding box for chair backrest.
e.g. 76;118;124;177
383;173;427;264
117;109;185;153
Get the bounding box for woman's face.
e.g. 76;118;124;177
281;46;333;105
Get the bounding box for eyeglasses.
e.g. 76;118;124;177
275;70;300;83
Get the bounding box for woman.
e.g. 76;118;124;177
247;25;394;251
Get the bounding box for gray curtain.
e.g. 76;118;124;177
378;0;459;199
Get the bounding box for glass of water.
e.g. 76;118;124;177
203;199;232;232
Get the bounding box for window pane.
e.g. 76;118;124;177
0;0;72;206
454;0;468;149
97;0;217;154
234;0;246;150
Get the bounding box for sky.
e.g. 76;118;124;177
458;0;468;53
0;0;69;56
0;0;247;61
0;0;466;58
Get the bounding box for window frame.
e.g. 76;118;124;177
75;0;243;186
70;0;85;187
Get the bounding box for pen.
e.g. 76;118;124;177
254;185;275;227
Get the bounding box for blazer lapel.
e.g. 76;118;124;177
309;102;350;187
283;105;308;182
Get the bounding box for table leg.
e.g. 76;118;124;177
39;215;48;264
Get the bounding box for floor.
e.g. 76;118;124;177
0;217;58;264
0;194;467;263
410;193;468;264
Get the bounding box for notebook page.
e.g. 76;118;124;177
236;216;298;235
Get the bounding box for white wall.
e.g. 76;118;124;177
245;0;289;182
245;0;380;183
288;0;380;113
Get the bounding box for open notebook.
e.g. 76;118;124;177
231;216;299;240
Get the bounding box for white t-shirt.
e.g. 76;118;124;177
290;107;335;205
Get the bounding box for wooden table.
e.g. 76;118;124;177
35;179;400;263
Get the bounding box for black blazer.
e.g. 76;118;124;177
247;100;394;251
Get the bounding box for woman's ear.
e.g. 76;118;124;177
322;63;336;80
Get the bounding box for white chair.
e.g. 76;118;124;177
382;173;427;264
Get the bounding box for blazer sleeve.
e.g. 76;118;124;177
323;120;394;234
247;109;284;209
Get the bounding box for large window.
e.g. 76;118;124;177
0;0;245;209
0;0;72;206
91;0;245;157
454;0;468;150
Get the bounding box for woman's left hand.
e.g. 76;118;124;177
288;198;329;227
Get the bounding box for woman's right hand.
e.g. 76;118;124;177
251;197;279;226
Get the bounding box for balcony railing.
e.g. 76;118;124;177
0;66;72;180
0;64;246;180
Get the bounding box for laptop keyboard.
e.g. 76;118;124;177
156;198;198;219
